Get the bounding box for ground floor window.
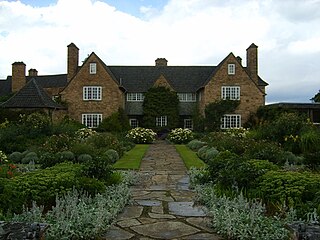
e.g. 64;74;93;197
156;116;167;127
82;113;102;128
129;118;139;128
221;114;241;129
184;119;193;130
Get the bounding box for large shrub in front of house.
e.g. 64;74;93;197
142;86;179;131
167;128;194;144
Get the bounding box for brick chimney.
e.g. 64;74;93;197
12;62;26;92
246;43;258;83
67;43;79;81
155;58;168;66
28;68;38;77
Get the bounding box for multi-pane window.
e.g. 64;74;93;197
89;63;97;74
127;93;144;102
221;86;240;100
82;113;102;128
83;86;102;100
228;64;235;75
184;119;193;130
221;114;241;129
178;93;196;102
156;116;167;127
129;119;139;128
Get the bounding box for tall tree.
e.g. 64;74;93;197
311;90;320;102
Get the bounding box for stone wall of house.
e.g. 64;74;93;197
60;53;124;123
199;54;265;124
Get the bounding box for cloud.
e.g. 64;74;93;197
0;0;319;103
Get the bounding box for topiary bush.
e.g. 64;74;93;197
187;139;207;151
8;152;23;164
104;149;119;163
56;151;75;162
21;152;38;164
77;154;93;163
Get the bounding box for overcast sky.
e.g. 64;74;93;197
0;0;320;103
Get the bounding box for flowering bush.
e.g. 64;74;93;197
126;127;156;144
0;151;8;164
167;128;193;144
0;151;17;178
75;128;97;140
224;127;249;138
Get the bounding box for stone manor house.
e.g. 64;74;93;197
0;43;267;129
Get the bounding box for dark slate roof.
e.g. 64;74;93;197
1;78;65;109
267;102;320;109
258;76;268;86
108;66;216;92
0;78;11;97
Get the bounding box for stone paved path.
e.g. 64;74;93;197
102;140;223;240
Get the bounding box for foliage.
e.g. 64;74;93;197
86;132;123;157
197;146;219;163
42;134;74;153
175;145;206;169
191;106;205;132
0;150;8;164
126;127;156;144
77;154;93;163
21;152;38;164
224;127;249;138
195;185;290;240
167;128;194;144
303;151;320;170
19;112;52;137
0;163;17;179
81;155;114;182
299;128;320;153
187;139;207;151
97;108;130;133
142;86;179;131
113;144;149;169
104;149;119;164
204;99;240;131
8;151;23;164
13;184;130;240
56;151;75;162
75;127;96;140
310;90;320;102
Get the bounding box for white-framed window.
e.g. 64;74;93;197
83;86;102;100
221;86;240;100
82;113;102;128
156;116;167;127
126;93;144;102
129;118;139;128
221;114;241;129
89;63;97;74
228;64;235;75
184;119;193;130
177;93;196;102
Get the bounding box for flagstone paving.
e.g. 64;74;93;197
102;140;223;240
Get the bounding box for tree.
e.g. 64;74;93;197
311;90;320;102
142;86;179;131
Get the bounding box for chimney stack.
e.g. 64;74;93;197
236;56;242;65
155;58;168;66
12;62;26;92
28;68;38;77
246;43;258;83
67;43;79;81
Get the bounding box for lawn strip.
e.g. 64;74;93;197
175;144;206;169
113;144;149;169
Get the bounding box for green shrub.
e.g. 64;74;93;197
187;139;207;151
57;151;75;162
303;151;320;170
167;128;194;144
126;127;156;144
75;127;97;140
104;149;119;163
70;142;97;157
300;129;320;153
97;108;130;133
42;134;74;153
197;146;211;160
77;154;93;163
39;152;59;169
21;152;38;164
8;152;23;164
82;155;113;181
205;147;219;161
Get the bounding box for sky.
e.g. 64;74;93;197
0;0;320;104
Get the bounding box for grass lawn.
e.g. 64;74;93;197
175;145;206;169
113;144;149;169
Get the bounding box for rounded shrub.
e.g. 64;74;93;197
9;152;23;164
77;154;93;163
104;149;119;164
39;152;58;169
21;152;38;164
126;127;156;144
187;139;207;151
197;146;211;160
205;147;219;161
57;151;75;162
167;128;194;144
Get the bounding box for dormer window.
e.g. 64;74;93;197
228;64;235;75
89;63;97;74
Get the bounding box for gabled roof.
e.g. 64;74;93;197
1;78;65;109
108;66;216;92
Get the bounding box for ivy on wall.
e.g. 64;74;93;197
142;86;179;131
204;99;240;131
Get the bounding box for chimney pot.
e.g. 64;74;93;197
236;56;242;65
28;68;38;77
155;58;168;66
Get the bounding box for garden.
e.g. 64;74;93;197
1;106;320;239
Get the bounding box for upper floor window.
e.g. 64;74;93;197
221;86;240;100
127;93;144;102
228;64;235;75
221;114;241;129
178;93;196;102
82;113;102;128
156;116;167;127
83;86;102;100
89;63;97;74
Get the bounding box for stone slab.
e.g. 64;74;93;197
118;206;143;220
102;226;134;240
148;212;176;219
182;233;224;240
117;218;141;228
168;202;207;217
135;200;161;206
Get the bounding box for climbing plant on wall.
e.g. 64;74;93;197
205;99;240;131
142;86;179;131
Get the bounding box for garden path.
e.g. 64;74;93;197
102;140;223;240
